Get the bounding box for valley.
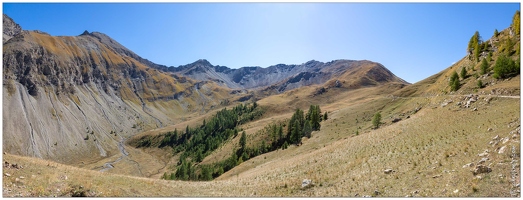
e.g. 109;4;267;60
2;10;521;197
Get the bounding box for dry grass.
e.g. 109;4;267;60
3;89;519;197
217;95;519;197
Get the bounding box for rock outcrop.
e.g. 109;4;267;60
3;14;22;43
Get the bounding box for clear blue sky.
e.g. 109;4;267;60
3;3;520;83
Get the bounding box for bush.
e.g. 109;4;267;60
477;80;483;88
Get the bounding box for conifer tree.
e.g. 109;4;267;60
372;112;382;129
512;10;520;36
291;120;301;144
303;120;312;138
240;131;247;150
450;71;460;91
460;67;467;79
480;58;489;75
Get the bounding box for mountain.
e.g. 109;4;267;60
161;58;408;93
3;14;407;177
2;14;240;164
2;11;520;198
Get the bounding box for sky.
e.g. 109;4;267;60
3;2;520;83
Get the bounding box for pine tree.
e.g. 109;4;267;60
372;112;382;129
449;71;460;91
291;120;301;144
176;160;189;180
512;10;520;36
494;29;499;37
480;58;489;75
323;111;328;121
201;166;213;181
468;31;482;62
493;54;519;79
303;120;312;138
278;125;283;141
460;67;467;79
474;43;480;62
310;105;321;131
240;131;247;150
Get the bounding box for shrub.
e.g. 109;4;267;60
477;80;483;88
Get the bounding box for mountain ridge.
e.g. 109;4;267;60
3;14;408;172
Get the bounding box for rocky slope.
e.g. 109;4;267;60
2;14;21;43
2;14;240;165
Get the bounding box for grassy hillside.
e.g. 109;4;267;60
3;93;519;197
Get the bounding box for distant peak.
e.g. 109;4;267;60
80;30;90;36
193;59;212;66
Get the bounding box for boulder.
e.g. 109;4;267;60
478;157;489;164
478;152;489;157
384;169;394;174
392;118;401;123
473;165;492;175
498;146;507;154
301;179;313;188
463;162;475;168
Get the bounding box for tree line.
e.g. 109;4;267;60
162;104;326;181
